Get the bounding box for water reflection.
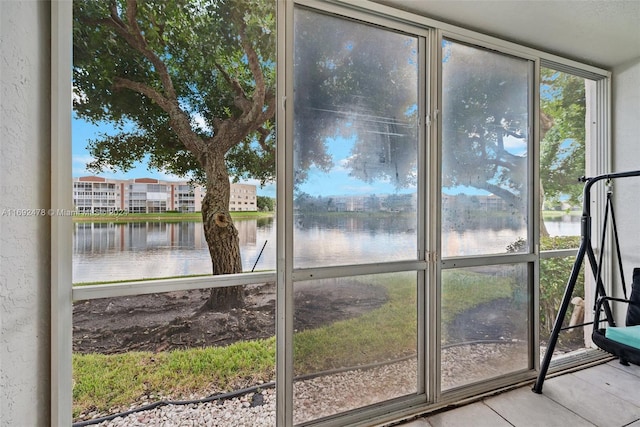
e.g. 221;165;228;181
73;219;276;283
73;216;580;284
293;213;417;268
544;214;580;236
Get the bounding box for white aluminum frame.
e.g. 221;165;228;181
281;3;431;425
51;2;73;426
52;0;612;425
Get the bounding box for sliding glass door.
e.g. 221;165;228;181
287;4;538;422
440;39;534;390
291;6;424;423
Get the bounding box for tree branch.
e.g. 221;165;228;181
214;62;250;109
99;0;177;100
214;35;273;153
259;89;276;124
113;77;169;109
113;77;205;156
474;181;522;208
236;22;267;126
255;127;271;152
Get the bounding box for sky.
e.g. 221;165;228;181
72;116;277;197
73;118;174;180
73;118;526;199
72;117;405;199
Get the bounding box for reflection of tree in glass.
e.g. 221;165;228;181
442;40;530;216
74;0;278;309
442;42;587;239
293;9;419;190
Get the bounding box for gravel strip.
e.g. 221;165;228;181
93;390;276;427
84;342;526;426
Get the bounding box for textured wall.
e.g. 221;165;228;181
612;57;640;311
0;1;51;425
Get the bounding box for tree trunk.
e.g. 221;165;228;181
201;153;244;310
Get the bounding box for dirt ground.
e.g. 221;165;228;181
74;283;582;355
445;297;584;351
445;298;527;343
73;281;389;354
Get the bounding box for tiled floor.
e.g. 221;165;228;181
399;360;640;427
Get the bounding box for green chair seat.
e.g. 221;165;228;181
605;325;640;349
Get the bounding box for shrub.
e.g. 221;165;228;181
539;235;583;341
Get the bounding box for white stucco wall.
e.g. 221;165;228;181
612;57;640;308
0;1;52;426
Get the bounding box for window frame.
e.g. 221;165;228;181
53;0;612;425
51;2;73;425
536;63;612;366
285;5;431;424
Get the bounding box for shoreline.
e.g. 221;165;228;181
72;211;274;223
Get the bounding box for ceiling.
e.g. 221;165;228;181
370;0;640;69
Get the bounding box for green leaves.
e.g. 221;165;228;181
442;41;530;204
540;69;586;209
74;0;276;181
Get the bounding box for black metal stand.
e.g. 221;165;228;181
532;170;640;394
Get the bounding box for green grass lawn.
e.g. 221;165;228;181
73;339;275;418
441;270;513;325
72;269;516;419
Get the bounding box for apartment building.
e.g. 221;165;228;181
229;182;257;212
72;176;256;213
73;177;123;213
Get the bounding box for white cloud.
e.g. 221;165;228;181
341;184;377;194
156;170;188;181
72;154;95;177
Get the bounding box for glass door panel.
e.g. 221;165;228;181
441;39;533;390
292;272;418;424
293;8;419;269
539;68;593;361
441;40;530;258
441;264;530;390
292;7;421;423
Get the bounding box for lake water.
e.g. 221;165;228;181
72;215;580;283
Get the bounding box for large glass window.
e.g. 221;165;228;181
71;0;277;424
56;1;611;425
293;272;418;424
440;39;532;390
293;8;419;269
441;40;531;257
291;7;422;423
539;67;595;361
441;264;530;389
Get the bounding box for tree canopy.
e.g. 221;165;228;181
74;0;276;184
73;1;587;287
441;40;530;214
291;18;586;229
292;8;419;191
441;41;587;228
74;0;281;308
540;68;586;210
